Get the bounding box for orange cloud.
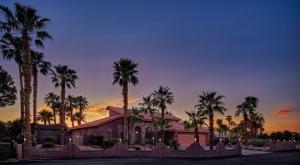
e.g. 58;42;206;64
272;106;294;117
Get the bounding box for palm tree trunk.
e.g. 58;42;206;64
22;34;32;144
150;112;157;143
53;111;57;124
78;108;83;125
209;112;214;150
48;120;50;125
194;125;199;143
60;83;66;145
243;113;248;145
71;108;74;127
122;83;129;143
60;83;66;126
161;106;165;143
32;66;38;124
18;65;25;131
43;120;46;125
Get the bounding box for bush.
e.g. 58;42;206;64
92;136;104;146
165;140;180;150
44;137;56;144
134;146;141;150
0;143;14;160
15;134;24;144
42;141;55;148
248;139;267;147
101;139;118;149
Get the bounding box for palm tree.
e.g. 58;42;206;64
128;107;143;144
139;95;158;133
66;95;78;127
154;119;170;143
0;3;52;143
251;112;265;137
226;115;233;144
0;36;25;127
44;92;60;124
152;86;174;143
31;50;51;124
73;112;86;126
183;110;207;143
236;96;259;138
216;119;223;137
51;65;78;127
195;91;226;150
112;58;139;142
76;96;88;125
37;109;53;125
152;86;174;120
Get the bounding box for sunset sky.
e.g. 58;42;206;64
0;0;299;133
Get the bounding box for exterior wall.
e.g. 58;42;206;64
22;142;242;160
36;129;61;144
177;133;208;148
71;118;123;145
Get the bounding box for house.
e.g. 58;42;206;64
69;106;209;148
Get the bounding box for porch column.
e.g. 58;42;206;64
141;126;146;145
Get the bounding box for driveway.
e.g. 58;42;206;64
2;150;300;165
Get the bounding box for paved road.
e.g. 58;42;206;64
2;150;300;165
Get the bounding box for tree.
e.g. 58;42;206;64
31;50;51;124
139;95;158;137
128;107;143;144
154;119;170;142
251;112;265;137
152;86;174;143
0;3;52;143
226;115;233;144
0;65;17;107
44;92;60;124
73;112;86;126
236;96;259;139
6;118;22;140
0;36;24;125
66;95;78;127
183;110;207;143
37;109;53;125
0;121;7;139
216;119;223;136
51;65;78;127
76;96;88;125
113;58;139;142
196;91;226;150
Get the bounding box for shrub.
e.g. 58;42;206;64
134;146;141;150
92;136;104;146
249;139;267;147
44;137;56;144
42;141;55;148
15;134;24;144
101;139;118;149
165;140;179;150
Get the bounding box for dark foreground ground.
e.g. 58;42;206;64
2;150;300;165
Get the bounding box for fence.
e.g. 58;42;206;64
267;141;297;152
19;142;240;160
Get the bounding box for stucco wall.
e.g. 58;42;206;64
177;133;208;148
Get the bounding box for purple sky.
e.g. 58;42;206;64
0;0;300;132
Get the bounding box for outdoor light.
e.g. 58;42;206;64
69;138;72;142
136;131;138;134
119;138;122;142
269;139;272;142
283;139;286;142
219;138;222;142
277;139;280;142
152;137;154;140
76;135;79;138
23;138;26;142
159;138;162;142
238;138;241;142
194;138;197;142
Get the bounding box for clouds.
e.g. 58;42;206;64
272;106;298;117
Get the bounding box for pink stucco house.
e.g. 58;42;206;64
69;106;209;148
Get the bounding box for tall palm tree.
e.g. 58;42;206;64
128;107;143;144
236;96;259;138
154;119;170;143
51;65;78;127
73;112;86;126
113;58;139;142
76;96;88;125
37;109;53;125
226;115;233;144
152;86;174;143
66;95;78;127
196;91;226;150
31;50;51;124
139;95;158;133
251;112;265;137
0;36;25;127
183;110;207;143
216;119;223;136
0;3;52;143
44;92;60;124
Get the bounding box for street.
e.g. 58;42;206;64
2;150;300;165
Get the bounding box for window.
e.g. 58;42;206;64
106;128;112;140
